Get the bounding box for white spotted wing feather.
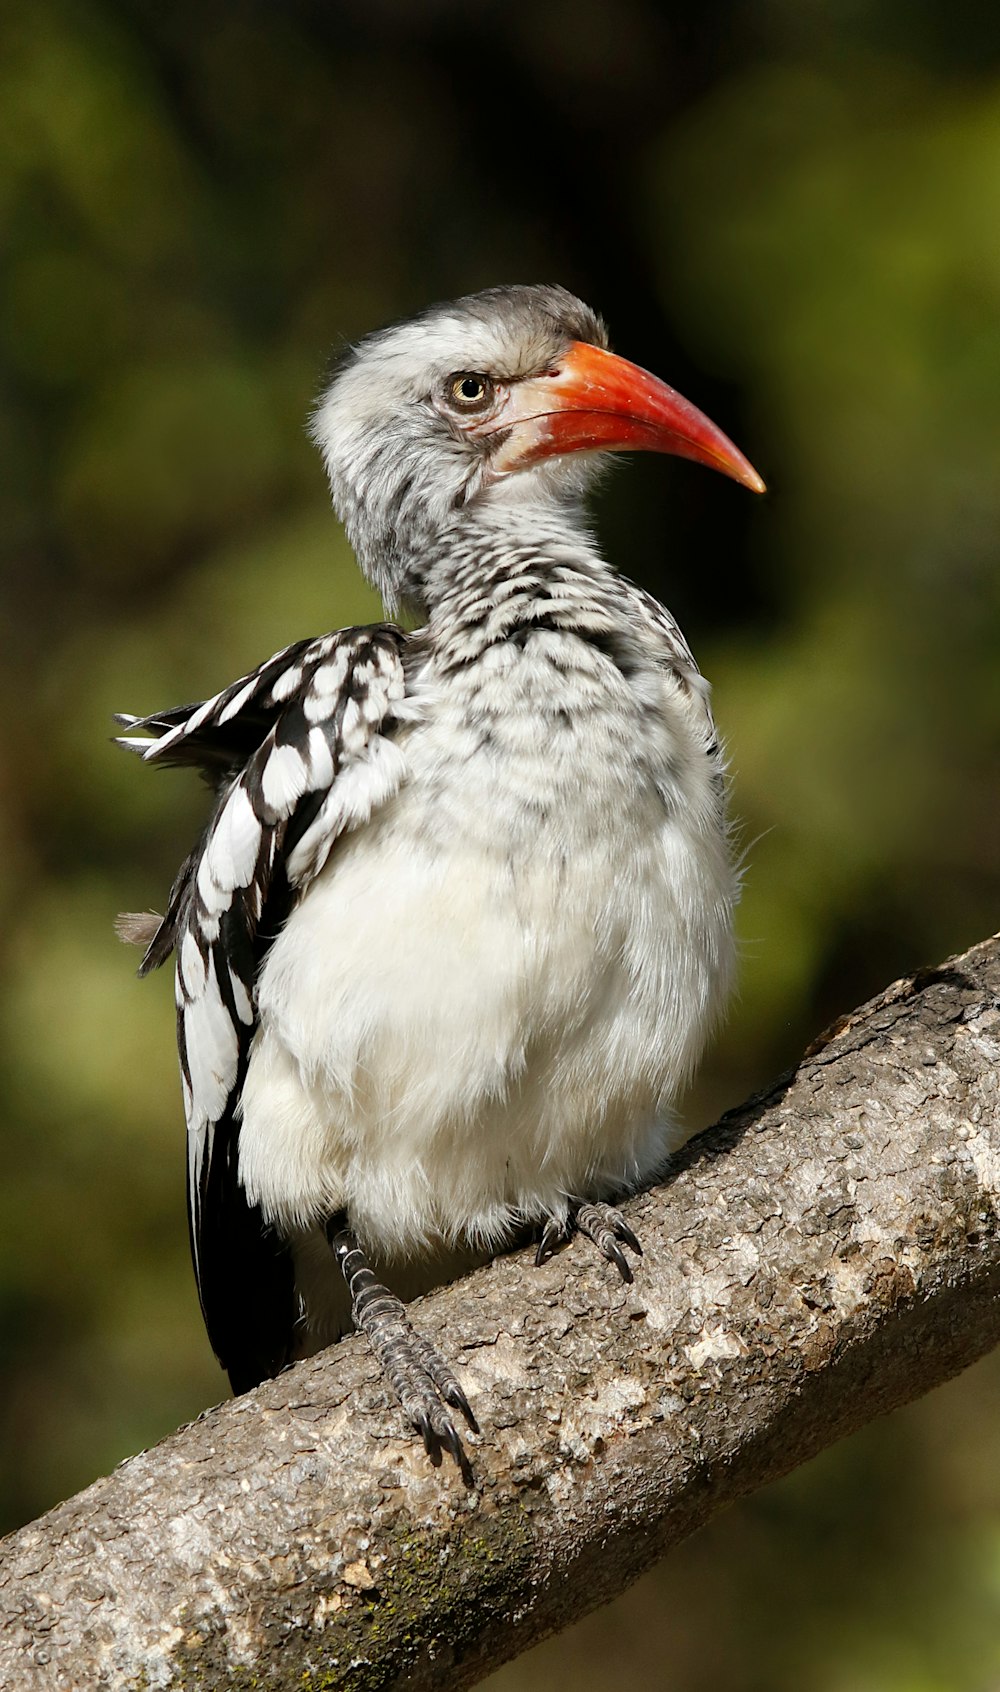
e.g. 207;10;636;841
116;624;407;1385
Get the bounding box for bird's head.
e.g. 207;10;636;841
311;284;764;613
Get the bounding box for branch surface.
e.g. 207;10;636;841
3;935;1000;1691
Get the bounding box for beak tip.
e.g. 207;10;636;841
724;450;766;494
713;453;766;495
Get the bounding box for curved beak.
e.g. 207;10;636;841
492;340;765;494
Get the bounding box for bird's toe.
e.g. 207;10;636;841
403;1375;475;1486
411;1330;479;1433
535;1213;571;1267
574;1201;644;1282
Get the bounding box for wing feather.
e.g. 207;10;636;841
620;575;720;747
119;623;408;1388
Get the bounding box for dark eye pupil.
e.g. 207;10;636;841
461;378;482;399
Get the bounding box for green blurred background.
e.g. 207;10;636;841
2;0;999;1685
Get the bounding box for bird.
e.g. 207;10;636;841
116;284;764;1481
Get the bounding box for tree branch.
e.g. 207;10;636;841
3;935;1000;1691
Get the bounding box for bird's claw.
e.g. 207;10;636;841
411;1327;479;1432
538;1200;643;1283
444;1380;480;1432
575;1201;643;1282
376;1323;478;1485
609;1215;643;1256
411;1399;475;1486
535;1213;571;1267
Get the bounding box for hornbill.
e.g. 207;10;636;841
117;285;764;1480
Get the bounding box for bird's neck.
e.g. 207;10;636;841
403;499;620;642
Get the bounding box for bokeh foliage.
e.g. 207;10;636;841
1;2;998;1687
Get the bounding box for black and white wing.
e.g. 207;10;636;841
118;623;409;1392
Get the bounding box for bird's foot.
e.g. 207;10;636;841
575;1201;643;1283
327;1221;478;1485
536;1200;643;1284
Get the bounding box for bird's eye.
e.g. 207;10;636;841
446;372;494;412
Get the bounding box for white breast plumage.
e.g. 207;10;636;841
238;618;736;1267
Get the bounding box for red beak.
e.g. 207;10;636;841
493;340;765;494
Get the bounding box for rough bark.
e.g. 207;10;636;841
2;935;1000;1691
